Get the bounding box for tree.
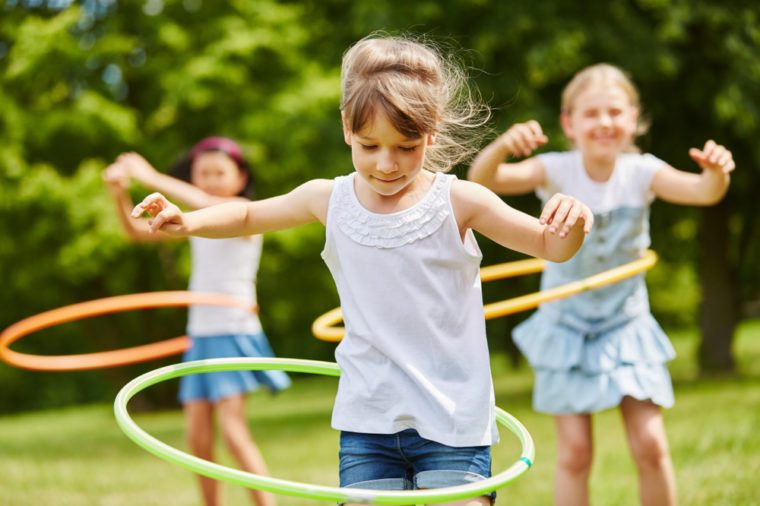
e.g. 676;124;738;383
1;0;758;413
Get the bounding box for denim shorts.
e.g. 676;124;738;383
339;429;495;504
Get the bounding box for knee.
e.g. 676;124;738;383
630;432;669;469
557;437;593;474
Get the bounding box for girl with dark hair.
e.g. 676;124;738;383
104;137;288;506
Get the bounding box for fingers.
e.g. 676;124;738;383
103;164;123;181
690;140;735;174
540;193;593;237
131;193;183;234
116;152;155;178
103;163;129;189
501;120;548;157
147;207;177;233
131;192;169;218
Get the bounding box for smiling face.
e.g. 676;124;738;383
190;151;247;197
344;106;435;199
561;84;639;168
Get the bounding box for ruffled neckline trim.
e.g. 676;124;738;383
333;172;451;248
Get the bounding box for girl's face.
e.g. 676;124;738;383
190;151;247;197
561;84;638;164
344;106;435;198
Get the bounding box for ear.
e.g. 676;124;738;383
560;111;574;142
341;112;352;146
426;132;437;145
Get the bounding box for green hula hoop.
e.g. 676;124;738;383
114;358;535;505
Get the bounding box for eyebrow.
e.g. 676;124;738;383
355;134;421;142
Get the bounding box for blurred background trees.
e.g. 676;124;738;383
1;0;758;412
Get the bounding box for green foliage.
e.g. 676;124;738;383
1;0;759;411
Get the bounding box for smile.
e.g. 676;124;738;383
374;175;404;183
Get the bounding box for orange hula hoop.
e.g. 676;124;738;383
311;250;658;342
0;291;258;371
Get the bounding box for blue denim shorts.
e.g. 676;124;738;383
339;429;495;503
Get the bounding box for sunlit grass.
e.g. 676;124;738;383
1;320;758;505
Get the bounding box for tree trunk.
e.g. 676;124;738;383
698;201;739;373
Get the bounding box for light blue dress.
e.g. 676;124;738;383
513;151;676;414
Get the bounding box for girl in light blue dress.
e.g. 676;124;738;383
469;64;734;506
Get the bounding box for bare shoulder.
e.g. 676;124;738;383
291;178;334;223
450;178;504;229
295;178;334;203
451;178;498;207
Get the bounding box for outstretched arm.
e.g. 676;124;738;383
453;180;593;263
117;152;245;209
651;140;733;205
132;179;332;238
467;120;548;195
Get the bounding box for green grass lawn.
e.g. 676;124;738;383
1;320;758;505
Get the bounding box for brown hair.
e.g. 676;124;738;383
340;33;488;173
562;63;650;141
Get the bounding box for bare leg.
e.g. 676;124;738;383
185;400;219;506
217;394;277;506
620;397;677;506
554;414;593;506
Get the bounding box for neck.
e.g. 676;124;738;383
581;153;616;182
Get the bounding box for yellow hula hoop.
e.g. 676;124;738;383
312;250;658;342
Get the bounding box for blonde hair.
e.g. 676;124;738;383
561;63;649;140
340;33;488;173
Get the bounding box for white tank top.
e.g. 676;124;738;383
322;172;498;447
187;235;263;337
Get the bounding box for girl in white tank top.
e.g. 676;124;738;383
130;36;593;506
105;137;287;506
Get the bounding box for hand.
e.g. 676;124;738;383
117;152;159;182
539;193;594;238
500;120;548;158
689;140;735;174
131;192;186;235
103;163;129;190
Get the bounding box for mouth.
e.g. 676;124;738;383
592;133;616;140
373;175;403;183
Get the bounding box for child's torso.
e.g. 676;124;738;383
187;235;263;337
535;151;665;322
321;171;498;447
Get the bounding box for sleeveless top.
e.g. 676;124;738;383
322;172;499;447
187;235;263;337
533;150;665;323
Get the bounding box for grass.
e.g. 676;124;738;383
1;320;758;505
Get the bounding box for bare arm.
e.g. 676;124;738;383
453;180;593;263
467;120;548;195
103;165;174;243
118;152;245;209
132;179;333;238
651;140;733;205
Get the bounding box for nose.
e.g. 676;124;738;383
376;150;397;174
598;113;612;127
